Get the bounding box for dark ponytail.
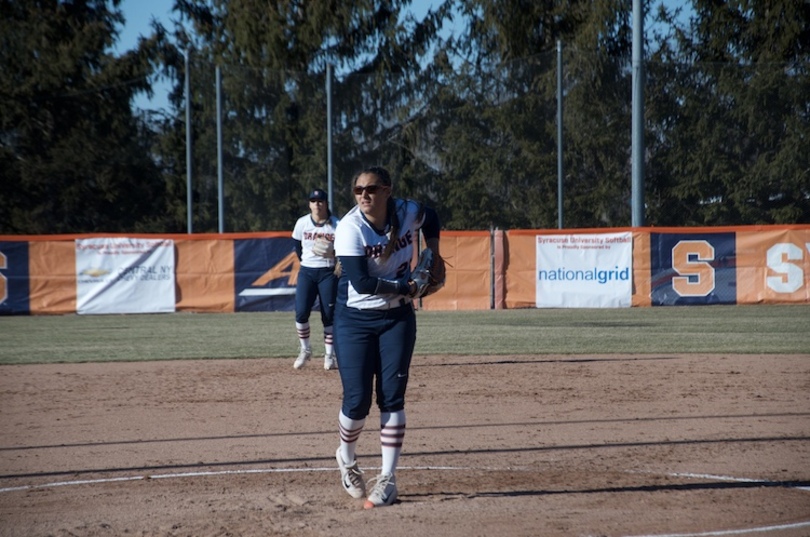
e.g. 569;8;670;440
382;197;400;261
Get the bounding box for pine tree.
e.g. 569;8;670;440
646;0;810;225
0;0;173;233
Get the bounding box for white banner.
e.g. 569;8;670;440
536;233;633;308
76;238;176;314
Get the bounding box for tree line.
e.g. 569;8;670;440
1;0;808;234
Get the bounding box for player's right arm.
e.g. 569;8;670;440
292;216;305;261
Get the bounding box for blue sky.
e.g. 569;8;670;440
115;0;173;53
114;0;175;110
115;0;444;111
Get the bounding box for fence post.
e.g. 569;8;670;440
185;49;193;234
557;40;564;230
326;64;334;211
216;65;224;233
494;229;506;309
632;0;645;227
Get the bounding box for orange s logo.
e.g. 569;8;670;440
672;240;715;297
766;243;804;293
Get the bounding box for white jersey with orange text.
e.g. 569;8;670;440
334;198;425;310
292;214;339;269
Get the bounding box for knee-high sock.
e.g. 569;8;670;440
380;410;406;475
338;411;365;464
296;322;311;350
324;325;334;356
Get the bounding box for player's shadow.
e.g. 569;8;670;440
3;433;809;480
3;413;807;455
419;355;682;366
403;478;810;501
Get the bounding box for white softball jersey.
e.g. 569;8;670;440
292;215;339;269
334;198;426;310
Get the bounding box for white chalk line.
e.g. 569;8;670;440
0;465;474;494
613;471;810;537
618;521;810;537
3;467;807;495
3;466;808;537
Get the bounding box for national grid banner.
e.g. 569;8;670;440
536;232;633;308
75;237;176;314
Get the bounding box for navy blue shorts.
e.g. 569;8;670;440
334;303;416;419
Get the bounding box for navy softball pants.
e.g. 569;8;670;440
333;303;416;420
295;266;337;326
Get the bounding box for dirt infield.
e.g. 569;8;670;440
1;353;809;537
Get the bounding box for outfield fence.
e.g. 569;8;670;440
1;224;808;315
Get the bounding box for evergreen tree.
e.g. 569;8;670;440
0;0;173;233
646;0;810;224
423;0;635;229
171;0;452;231
5;0;806;233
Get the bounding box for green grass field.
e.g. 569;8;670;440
1;305;808;365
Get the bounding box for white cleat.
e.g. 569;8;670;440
293;348;311;369
324;353;338;370
364;473;397;509
336;448;365;499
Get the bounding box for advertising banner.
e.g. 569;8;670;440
0;241;30;315
234;238;298;312
649;232;736;306
75;238;175;314
737;229;810;304
536;232;633;308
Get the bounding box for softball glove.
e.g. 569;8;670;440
311;237;335;258
411;248;446;298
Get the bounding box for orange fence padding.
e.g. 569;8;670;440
175;240;236;312
2;225;809;314
29;241;76;314
419;231;491;311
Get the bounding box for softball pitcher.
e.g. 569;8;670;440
332;166;441;508
291;188;340;370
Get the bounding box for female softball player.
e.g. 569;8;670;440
332;166;441;508
291;188;340;370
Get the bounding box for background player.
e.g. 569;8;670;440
332;166;441;508
291;188;340;370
